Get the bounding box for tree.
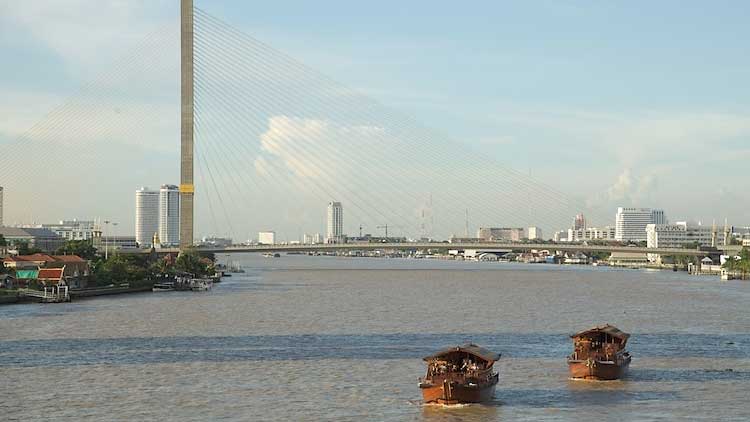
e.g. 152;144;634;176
0;234;7;247
723;247;750;279
56;240;97;260
94;254;149;285
175;250;215;277
16;242;43;255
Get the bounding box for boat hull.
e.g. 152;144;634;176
420;377;497;404
568;357;630;380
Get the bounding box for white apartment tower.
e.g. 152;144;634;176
135;187;160;247
615;207;667;242
159;185;180;246
527;227;543;240
326;201;343;243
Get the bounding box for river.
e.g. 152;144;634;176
1;255;749;421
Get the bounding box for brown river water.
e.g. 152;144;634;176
1;255;749;421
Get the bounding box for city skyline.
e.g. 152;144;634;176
1;1;749;239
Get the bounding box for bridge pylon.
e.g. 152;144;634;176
179;0;195;250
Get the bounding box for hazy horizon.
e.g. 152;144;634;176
1;1;748;240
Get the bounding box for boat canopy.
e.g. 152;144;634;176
571;324;630;341
423;344;501;363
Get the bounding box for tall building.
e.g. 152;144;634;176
573;213;586;230
258;231;276;245
135;187;160;247
326;201;343;243
477;227;525;242
159;185;180;246
527;227;543;240
615;207;667;242
0;186;3;227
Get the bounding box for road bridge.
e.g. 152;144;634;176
143;242;740;257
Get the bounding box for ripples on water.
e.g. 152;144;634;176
1;256;749;421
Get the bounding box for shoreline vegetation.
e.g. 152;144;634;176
2;241;747;306
0;240;217;304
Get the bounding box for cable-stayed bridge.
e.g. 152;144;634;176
2;1;692;255
152;242;736;256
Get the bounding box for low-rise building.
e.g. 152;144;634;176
566;226;617;242
477;227;524;242
0;227;65;253
41;220;96;241
646;222;720;249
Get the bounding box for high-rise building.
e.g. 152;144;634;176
0;186;3;227
159;185;180;246
135;187;160;247
326;201;343;243
615;207;667;242
574;213;586;230
477;227;525;242
258;231;276;245
527;227;543;240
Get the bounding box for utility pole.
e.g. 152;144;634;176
377;224;389;239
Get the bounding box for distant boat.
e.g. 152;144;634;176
225;261;245;273
419;344;500;405
568;324;631;380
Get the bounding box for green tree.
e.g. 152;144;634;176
723;247;750;279
56;240;97;260
0;234;7;247
16;242;43;255
94;254;150;285
175;250;215;277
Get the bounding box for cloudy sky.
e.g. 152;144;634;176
1;1;748;239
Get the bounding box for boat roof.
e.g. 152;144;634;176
571;324;630;340
423;343;501;363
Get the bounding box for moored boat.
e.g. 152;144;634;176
419;344;500;405
567;324;631;380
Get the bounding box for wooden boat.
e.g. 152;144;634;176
568;324;631;380
419;344;500;405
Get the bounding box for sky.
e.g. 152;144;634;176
1;1;749;239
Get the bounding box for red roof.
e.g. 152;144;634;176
37;268;64;280
7;254;56;263
52;255;86;263
3;254;86;264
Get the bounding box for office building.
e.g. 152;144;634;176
303;233;323;245
566;226;617;242
615;207;667;242
573;213;586;230
326;201;343;243
527;227;543;240
135;187;160;247
0;227;65;253
41;220;96;241
477;227;524;242
159;185;180;246
646;222;721;249
258;231;276;245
